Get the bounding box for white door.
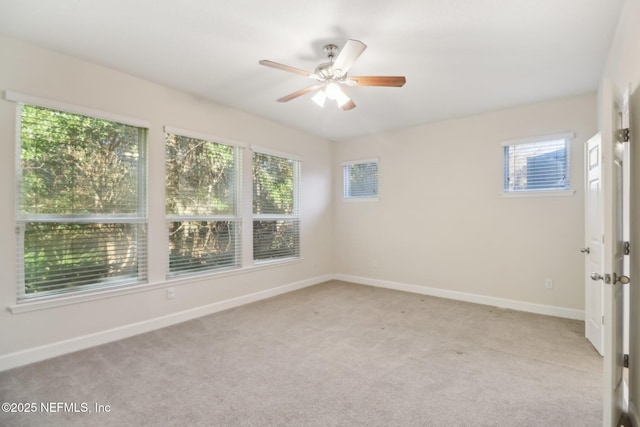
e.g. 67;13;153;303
585;134;604;355
599;79;628;427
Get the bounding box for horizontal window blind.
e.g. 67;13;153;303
18;222;146;296
253;219;300;260
253;151;300;261
165;132;241;275
167;220;240;273
343;159;379;199
16;104;148;301
503;138;570;192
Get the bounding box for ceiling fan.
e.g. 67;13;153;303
259;39;406;111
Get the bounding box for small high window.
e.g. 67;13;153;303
343;159;379;200
502;133;573;195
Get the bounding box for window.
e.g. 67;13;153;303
343;159;379;199
252;150;300;261
16;102;147;302
165;129;241;275
502;133;573;194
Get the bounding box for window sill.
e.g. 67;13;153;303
343;197;379;202
501;189;576;198
8;257;303;314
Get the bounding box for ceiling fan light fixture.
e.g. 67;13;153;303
335;89;351;108
260;39;405;112
325;82;340;100
311;90;326;107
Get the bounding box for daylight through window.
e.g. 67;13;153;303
503;135;572;193
165;131;241;275
252;151;300;261
343;159;379;199
16;104;148;301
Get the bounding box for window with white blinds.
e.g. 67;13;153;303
503;133;573;193
165;130;242;275
343;159;379;199
252;150;300;262
16;103;148;302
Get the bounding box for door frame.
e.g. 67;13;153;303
600;78;629;427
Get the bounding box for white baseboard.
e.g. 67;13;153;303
0;273;585;372
334;274;585;321
0;274;331;372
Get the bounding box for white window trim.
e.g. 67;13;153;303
164;128;244;277
251;147;301;263
6;91;150;128
8;257;304;314
501;189;576;198
501;131;575;198
341;157;379;166
250;144;302;161
163;126;248;149
342;157;380;201
499;132;575;147
12;97;150;303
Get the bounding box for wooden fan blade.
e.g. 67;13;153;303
333;39;367;75
348;76;406;87
259;60;319;79
277;85;323;102
341;99;356;111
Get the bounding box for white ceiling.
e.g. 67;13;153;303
0;0;625;141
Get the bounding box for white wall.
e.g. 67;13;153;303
601;0;640;423
334;94;596;315
0;36;334;368
602;1;640;93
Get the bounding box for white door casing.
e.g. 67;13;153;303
601;79;628;427
620;85;632;419
626;83;640;427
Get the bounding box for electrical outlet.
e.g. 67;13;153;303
544;279;553;289
167;287;176;299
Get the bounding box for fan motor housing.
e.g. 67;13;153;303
323;44;338;58
314;62;336;79
315;44;342;79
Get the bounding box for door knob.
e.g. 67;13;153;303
613;273;631;285
590;272;630;284
580;247;590;254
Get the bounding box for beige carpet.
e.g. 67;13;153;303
0;280;602;426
